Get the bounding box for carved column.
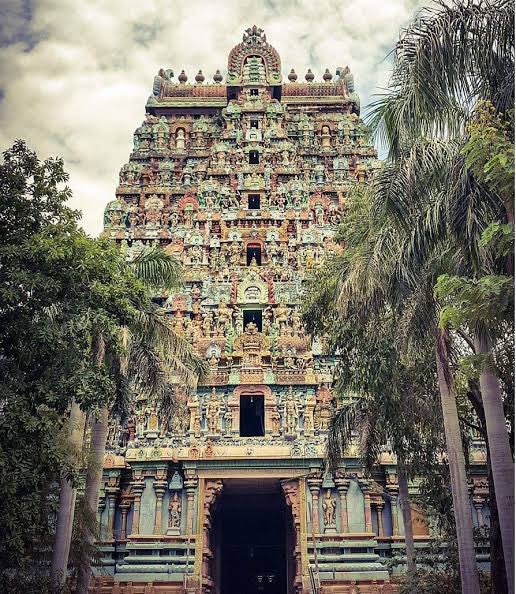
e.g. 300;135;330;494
306;474;322;534
105;489;118;541
227;391;239;437
153;479;168;535
184;477;198;535
364;493;373;533
389;493;400;536
303;394;316;437
97;494;106;541
386;473;400;536
129;478;145;536
119;497;131;540
201;480;223;583
104;473;120;541
334;475;350;533
473;498;485;527
188;395;201;437
360;481;373;533
282;479;303;594
376;502;384;537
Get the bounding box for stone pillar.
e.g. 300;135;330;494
376;502;384;537
153;480;168;535
303;394;316;437
389;494;400;536
363;492;373;533
119;499;131;540
227;392;239;437
473;498;484;527
282;479;303;594
130;480;145;536
105;489;118;541
184;477;198;535
188;396;201;437
306;475;322;534
201;480;223;583
97;494;106;540
334;475;350;533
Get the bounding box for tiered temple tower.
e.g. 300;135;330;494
98;27;489;594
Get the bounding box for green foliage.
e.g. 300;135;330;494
462;101;515;205
436;273;514;332
479;221;514;256
369;0;514;157
303;187;444;480
131;246;183;292
0;140;204;584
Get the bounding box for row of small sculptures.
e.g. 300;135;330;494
176;245;330;273
120;386;334;440
117;156;375;190
170;305;305;340
107;199;344;229
131;112;370;152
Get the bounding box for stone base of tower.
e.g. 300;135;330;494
90;472;399;594
89;577;398;594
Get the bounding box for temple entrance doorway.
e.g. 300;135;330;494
212;479;294;594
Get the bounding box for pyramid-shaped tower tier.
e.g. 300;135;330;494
98;27;415;594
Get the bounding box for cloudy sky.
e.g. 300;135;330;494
1;0;425;236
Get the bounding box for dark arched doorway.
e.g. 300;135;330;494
212;479;295;594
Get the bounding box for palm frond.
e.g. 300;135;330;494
130;247;183;292
131;305;207;388
367;0;514;157
326;397;383;473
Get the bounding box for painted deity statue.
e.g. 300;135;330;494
206;389;221;434
284;387;299;435
322;489;336;526
168;492;182;528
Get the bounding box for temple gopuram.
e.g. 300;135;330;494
98;27;490;594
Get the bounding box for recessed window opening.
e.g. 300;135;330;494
250;89;259;96
248;194;260;209
249;150;260;165
246;244;261;266
243;309;262;331
239;394;265;436
250;120;259;129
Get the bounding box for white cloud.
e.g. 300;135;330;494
0;0;425;236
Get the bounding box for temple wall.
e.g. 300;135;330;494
94;25;489;594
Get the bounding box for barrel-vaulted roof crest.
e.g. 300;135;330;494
227;26;282;86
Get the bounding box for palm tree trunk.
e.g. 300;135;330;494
474;332;514;594
487;445;508;594
76;405;110;594
397;463;416;579
466;383;507;594
51;400;86;588
435;328;481;594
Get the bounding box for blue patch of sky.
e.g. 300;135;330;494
132;22;164;48
0;0;44;51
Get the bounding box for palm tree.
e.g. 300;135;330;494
304;165;483;592
51;329;106;588
367;1;514;588
52;248;205;592
50;400;86;586
304;246;443;581
327;394;430;580
74;248;206;594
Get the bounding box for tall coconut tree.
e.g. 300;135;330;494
306;164;484;592
51;247;205;592
364;2;514;588
74;248;206;594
